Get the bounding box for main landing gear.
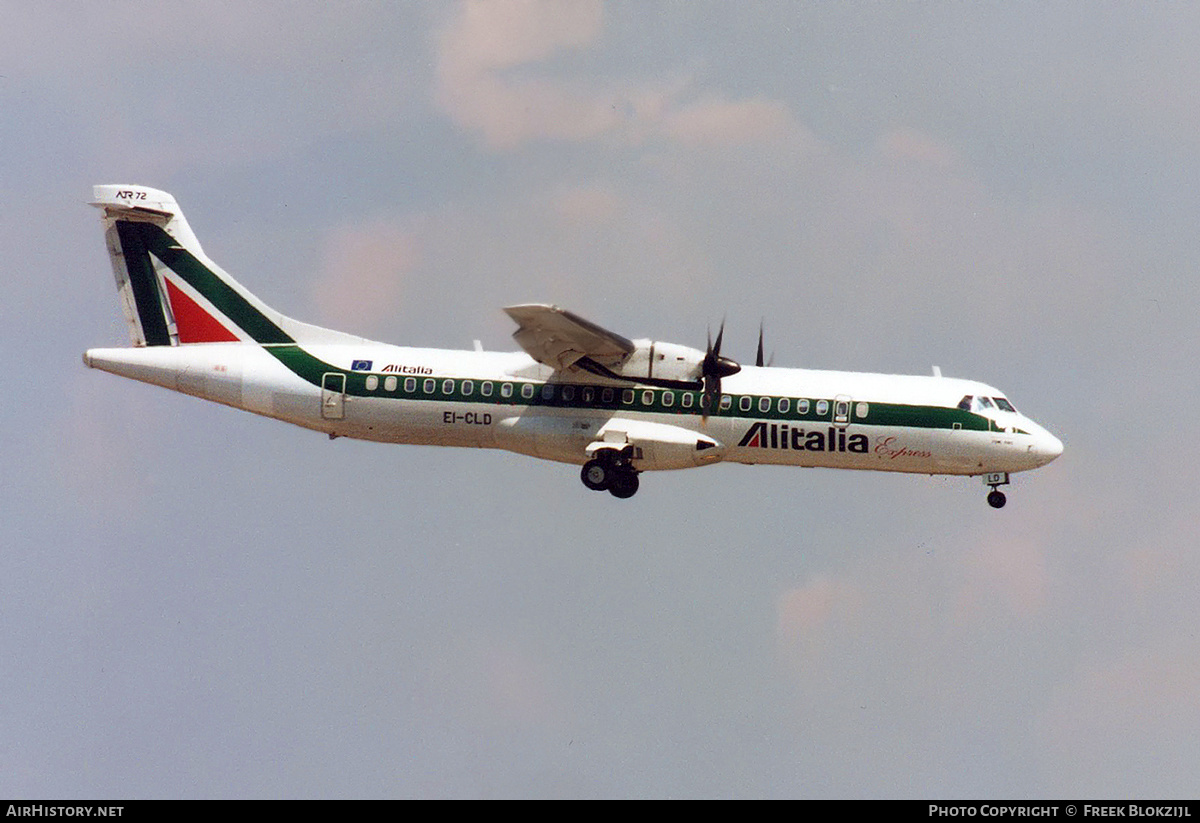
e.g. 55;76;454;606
581;447;640;499
984;472;1010;509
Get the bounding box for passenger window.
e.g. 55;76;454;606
816;399;829;416
797;399;810;415
778;398;790;414
682;392;694;408
602;388;614;403
720;395;732;410
642;390;654;405
662;391;674;407
855;402;869;419
582;387;594;403
622;389;634;404
759;397;771;413
384;376;397;392
521;384;534;399
739;396;752;412
404;377;416;392
423;379;435;394
442;379;455;394
501;383;513;398
541;384;554;400
481;381;493;396
365;375;379;391
461;380;473;395
562;386;574;402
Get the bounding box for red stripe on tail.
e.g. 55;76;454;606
164;279;240;343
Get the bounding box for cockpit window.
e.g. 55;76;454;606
977;396;995;410
958;395;973;411
993;397;1016;413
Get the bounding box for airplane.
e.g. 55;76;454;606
83;185;1062;508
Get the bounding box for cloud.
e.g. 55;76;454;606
439;0;604;71
658;96;807;148
424;630;569;731
950;537;1048;621
776;575;865;667
551;183;623;228
434;0;616;149
433;0;813;152
308;219;421;336
873;126;965;170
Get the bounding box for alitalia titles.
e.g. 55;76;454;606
738;421;868;453
380;363;433;375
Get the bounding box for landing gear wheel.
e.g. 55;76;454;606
987;490;1007;509
607;470;640;499
581;459;610;491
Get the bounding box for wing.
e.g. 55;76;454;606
504;304;635;371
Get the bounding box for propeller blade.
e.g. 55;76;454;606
700;318;740;419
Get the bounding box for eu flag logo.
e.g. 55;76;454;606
351;360;373;371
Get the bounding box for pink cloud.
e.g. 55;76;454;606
776;575;864;664
433;0;813;153
309;219;421;336
435;0;616;150
950;537;1049;622
552;183;623;227
659;96;811;148
874;126;964;169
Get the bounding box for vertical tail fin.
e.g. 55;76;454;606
91;185;364;347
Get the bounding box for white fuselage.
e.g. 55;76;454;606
84;341;1064;478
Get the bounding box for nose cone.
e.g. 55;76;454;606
1036;429;1063;466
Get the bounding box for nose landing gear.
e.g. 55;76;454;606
580;446;641;499
983;472;1009;509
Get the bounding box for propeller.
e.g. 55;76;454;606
755;321;774;368
701;319;741;416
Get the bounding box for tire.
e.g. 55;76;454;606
608;470;639;499
581;459;610;491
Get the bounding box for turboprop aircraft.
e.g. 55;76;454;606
83;185;1062;508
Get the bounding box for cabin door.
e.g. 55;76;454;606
321;372;346;420
833;395;852;426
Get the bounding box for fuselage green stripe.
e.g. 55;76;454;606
263;345;996;433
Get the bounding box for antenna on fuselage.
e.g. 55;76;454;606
932;365;943;378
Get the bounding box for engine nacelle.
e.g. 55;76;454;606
604;339;705;385
588;419;725;471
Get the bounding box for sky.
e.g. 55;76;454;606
2;1;1198;798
